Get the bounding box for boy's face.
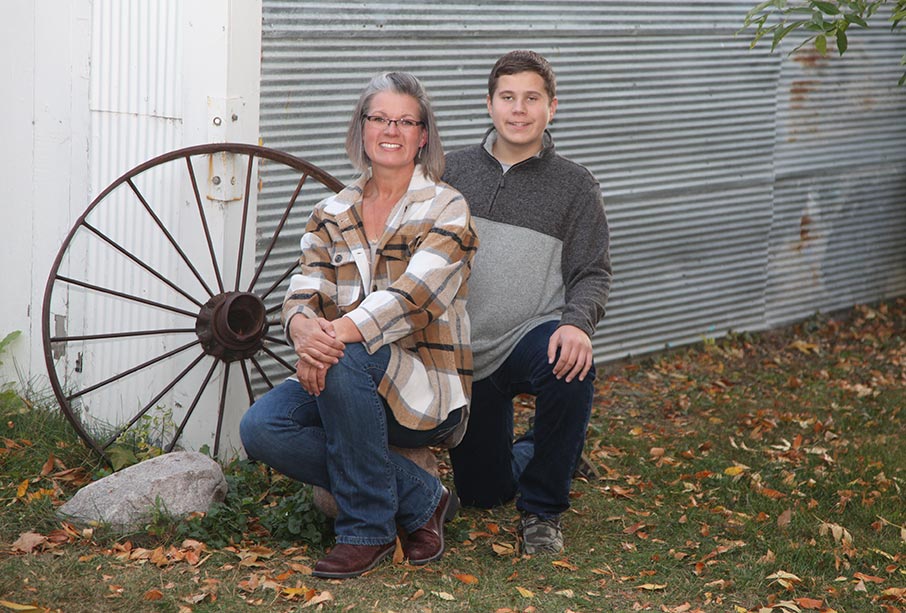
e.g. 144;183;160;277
487;71;557;155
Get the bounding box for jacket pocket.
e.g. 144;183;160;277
328;244;362;306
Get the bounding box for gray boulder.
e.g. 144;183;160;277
57;451;227;531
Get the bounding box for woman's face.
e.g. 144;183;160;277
363;91;427;174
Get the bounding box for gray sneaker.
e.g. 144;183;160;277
518;513;564;555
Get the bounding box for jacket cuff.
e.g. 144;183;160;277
344;308;382;353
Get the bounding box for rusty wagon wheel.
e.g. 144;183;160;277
42;143;343;464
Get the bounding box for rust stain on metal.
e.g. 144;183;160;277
793;49;826;68
790;80;820;109
795;214;818;253
800;214;813;242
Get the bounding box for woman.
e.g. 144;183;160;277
240;72;477;579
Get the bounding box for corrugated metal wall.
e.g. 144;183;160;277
258;1;906;365
768;33;906;326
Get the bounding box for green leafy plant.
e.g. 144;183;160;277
176;459;329;549
0;331;20;366
742;0;906;85
106;406;176;470
0;331;21;398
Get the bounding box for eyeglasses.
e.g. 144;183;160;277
362;115;425;130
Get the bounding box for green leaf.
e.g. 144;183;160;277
0;330;21;354
816;34;828;53
772;21;807;51
846;14;869;27
812;1;840;15
107;444;139;471
836;28;849;54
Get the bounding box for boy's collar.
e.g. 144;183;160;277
481;128;553;163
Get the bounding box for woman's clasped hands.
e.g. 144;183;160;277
289;315;345;395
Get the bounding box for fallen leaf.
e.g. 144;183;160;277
40;454;55;477
515;586;534;598
0;601;46;612
819;521;853;546
302;591;333;608
789;340;820;354
454;573;479;584
408;588;425;601
724;465;748;477
552;559;579;571
393;536;405;564
767;570;803;589
853;572;885;584
282;587;310;599
11;532;46;554
777;508;792;528
793;597;824;610
143;590;164;601
758;487;786;500
635;583;667;591
492;542;516;556
432;591;456;601
288;562;313;575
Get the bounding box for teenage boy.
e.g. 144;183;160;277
443;50;612;554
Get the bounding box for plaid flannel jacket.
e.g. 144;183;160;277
283;166;479;447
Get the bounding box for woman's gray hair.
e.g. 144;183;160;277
345;72;445;182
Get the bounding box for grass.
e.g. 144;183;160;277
1;300;905;612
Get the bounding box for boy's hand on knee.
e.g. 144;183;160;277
548;325;593;383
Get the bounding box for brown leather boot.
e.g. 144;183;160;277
404;486;455;565
312;542;395;579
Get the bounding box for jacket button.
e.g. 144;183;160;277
334;254;342;263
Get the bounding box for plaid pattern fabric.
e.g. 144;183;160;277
283;166;479;447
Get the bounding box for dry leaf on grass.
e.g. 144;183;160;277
552;559;579;571
793;597;825;610
766;570;803;589
453;573;479;584
11;532;46;554
0;601;53;612
777;509;792;528
302;591;334;608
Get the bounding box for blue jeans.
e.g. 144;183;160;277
240;343;461;546
449;321;595;518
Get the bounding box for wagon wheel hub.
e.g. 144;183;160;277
195;291;267;362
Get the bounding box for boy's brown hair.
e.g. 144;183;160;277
487;50;557;101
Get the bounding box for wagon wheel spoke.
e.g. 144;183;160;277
42;143;343;465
